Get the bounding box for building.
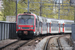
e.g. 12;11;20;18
0;0;3;11
6;16;16;22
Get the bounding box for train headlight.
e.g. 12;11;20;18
16;31;18;33
31;27;33;29
18;27;21;29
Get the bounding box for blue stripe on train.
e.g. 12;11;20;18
64;24;71;27
51;23;59;27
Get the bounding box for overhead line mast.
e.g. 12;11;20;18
40;0;42;16
16;0;17;21
58;0;60;19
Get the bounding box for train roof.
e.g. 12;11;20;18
47;18;59;23
58;20;74;24
22;12;74;23
58;20;74;22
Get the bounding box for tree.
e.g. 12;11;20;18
0;11;3;21
2;0;74;21
2;0;16;21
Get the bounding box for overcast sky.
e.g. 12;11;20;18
0;0;2;7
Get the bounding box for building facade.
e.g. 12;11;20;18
0;0;3;11
6;16;16;22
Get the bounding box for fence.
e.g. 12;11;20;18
72;23;75;41
0;21;16;41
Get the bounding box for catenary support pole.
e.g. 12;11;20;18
74;6;75;23
58;0;60;19
28;0;29;12
40;0;42;16
16;0;17;21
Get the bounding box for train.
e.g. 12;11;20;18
16;12;74;39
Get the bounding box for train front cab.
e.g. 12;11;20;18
16;13;37;39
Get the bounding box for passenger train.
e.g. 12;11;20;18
16;12;74;39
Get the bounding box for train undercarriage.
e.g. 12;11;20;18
17;30;35;39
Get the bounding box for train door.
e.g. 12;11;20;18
60;24;63;33
36;19;37;34
43;23;47;34
64;22;73;33
36;17;40;35
39;22;42;34
59;20;64;33
47;23;50;33
51;21;59;33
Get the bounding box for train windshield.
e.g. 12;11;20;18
18;15;34;25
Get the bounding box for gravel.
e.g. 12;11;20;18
48;37;58;50
35;36;52;50
0;39;17;47
19;45;35;50
60;37;73;50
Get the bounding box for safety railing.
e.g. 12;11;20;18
0;21;16;40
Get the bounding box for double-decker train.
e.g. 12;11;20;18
16;12;74;39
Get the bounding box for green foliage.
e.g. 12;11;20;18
0;11;3;21
1;0;75;21
2;0;16;21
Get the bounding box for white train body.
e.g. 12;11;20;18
47;19;60;34
16;12;74;39
59;20;74;33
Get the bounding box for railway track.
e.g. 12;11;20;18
0;36;46;50
65;38;73;47
0;40;18;50
44;37;53;50
44;35;72;50
1;40;29;50
0;34;72;50
57;36;63;50
18;36;46;50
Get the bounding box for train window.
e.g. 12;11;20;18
37;17;39;21
39;22;40;26
42;18;44;22
36;19;37;27
42;23;47;31
45;19;47;22
52;27;58;31
40;22;42;27
65;22;73;24
48;23;50;27
18;15;34;25
18;16;21;18
18;15;33;19
51;21;58;23
65;27;71;31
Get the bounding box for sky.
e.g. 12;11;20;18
0;0;2;7
55;0;62;4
